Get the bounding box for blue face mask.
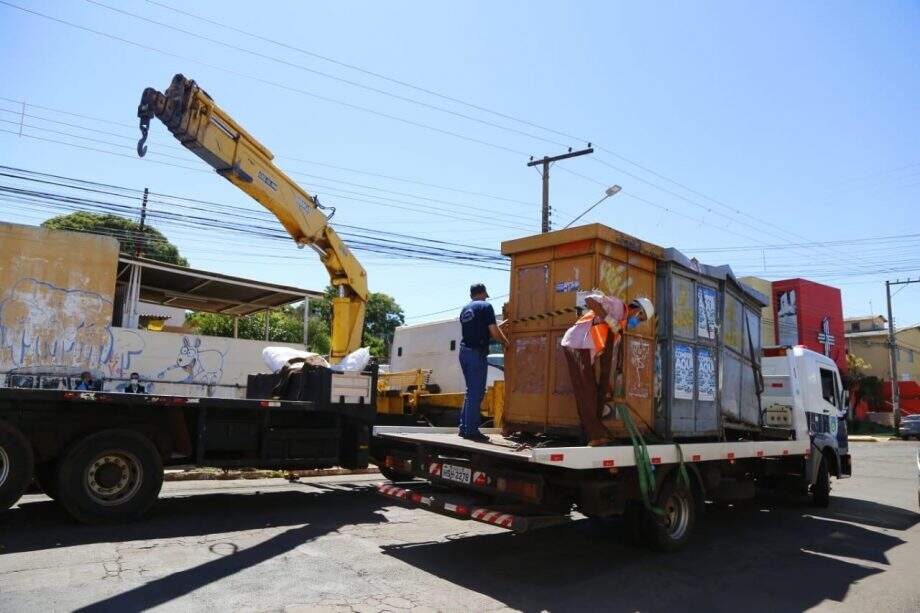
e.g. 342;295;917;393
627;316;641;329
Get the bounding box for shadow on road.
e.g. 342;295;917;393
1;481;388;612
382;495;916;612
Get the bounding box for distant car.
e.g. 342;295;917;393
898;414;920;440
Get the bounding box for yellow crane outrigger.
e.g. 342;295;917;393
136;74;366;362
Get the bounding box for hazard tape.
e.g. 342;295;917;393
510;306;580;324
471;508;515;529
378;484;409;500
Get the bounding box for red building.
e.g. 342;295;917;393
773;278;847;375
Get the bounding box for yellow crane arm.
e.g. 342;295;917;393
136;74;366;361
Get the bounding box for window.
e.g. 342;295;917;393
397;347;403;357
850;322;860;332
819;368;837;406
449;340;457;351
909;349;915;364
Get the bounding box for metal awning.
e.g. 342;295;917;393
117;255;323;317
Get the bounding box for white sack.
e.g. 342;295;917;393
262;346;330;373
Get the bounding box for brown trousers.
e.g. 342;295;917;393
563;331;617;442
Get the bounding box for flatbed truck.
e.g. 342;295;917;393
0;366;376;523
372;346;852;551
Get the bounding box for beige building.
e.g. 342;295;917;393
845;315;920;382
739;276;775;346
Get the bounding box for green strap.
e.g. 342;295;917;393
615;404;692;515
616;404;665;516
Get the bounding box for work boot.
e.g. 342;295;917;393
462;431;491;443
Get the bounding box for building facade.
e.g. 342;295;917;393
771;278;847;375
845;317;920;383
738;276;775;348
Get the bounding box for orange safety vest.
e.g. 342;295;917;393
577;310;627;354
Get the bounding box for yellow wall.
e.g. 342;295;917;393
739;276;775;346
0;222;119;373
846;328;920;382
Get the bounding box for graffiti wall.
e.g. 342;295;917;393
0;222;119;374
0;222;304;398
2;326;305;398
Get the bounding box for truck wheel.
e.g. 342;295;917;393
0;420;34;511
55;430;163;524
34;462;60;501
643;477;696;552
810;455;831;508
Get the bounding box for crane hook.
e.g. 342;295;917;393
137;112;150;158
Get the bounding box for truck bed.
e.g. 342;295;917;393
373;426;809;469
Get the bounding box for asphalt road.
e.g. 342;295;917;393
1;441;918;612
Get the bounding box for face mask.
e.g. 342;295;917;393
627;316;641;330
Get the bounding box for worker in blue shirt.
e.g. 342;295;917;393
458;283;509;441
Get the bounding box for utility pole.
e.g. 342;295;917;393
885;277;920;430
527;145;593;233
136;187;148;258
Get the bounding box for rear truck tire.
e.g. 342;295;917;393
810;455;831;508
34;461;60;501
642;476;697;552
55;429;163;524
0;420;34;511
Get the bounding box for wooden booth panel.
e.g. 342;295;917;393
512;263;550;332
627;265;656;338
547;330;580;430
503;332;550;430
551;255;594;329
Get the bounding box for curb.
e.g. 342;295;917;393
163;466;381;482
848;435;896;443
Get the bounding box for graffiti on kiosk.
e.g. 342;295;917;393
157;336;226;384
0;278;114;370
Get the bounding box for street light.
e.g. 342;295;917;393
564;184;622;228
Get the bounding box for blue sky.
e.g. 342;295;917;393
1;1;918;328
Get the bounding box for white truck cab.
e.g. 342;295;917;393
391;319;504;393
762;345;851;485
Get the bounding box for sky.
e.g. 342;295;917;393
1;1;918;329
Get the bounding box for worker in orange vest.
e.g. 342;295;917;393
561;292;654;446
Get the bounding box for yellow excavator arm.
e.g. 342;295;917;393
136;74;366;361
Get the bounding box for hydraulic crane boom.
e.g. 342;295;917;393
136;74;367;362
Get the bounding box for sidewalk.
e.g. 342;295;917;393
848;435;897;443
163;466;380;482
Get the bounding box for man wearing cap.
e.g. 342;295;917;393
458;283;509;442
561;292;654;446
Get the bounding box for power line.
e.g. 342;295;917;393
137;0;898;275
0;1;528;156
87;0;580;152
0;96;540;208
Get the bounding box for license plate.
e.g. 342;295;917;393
441;464;471;484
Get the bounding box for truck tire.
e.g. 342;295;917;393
810;455;830;508
0;420;34;511
34;462;60;501
642;476;696;552
55;430;163;524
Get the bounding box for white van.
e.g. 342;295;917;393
390;319;504;394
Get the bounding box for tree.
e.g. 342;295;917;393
185;306;331;354
42;212;188;266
